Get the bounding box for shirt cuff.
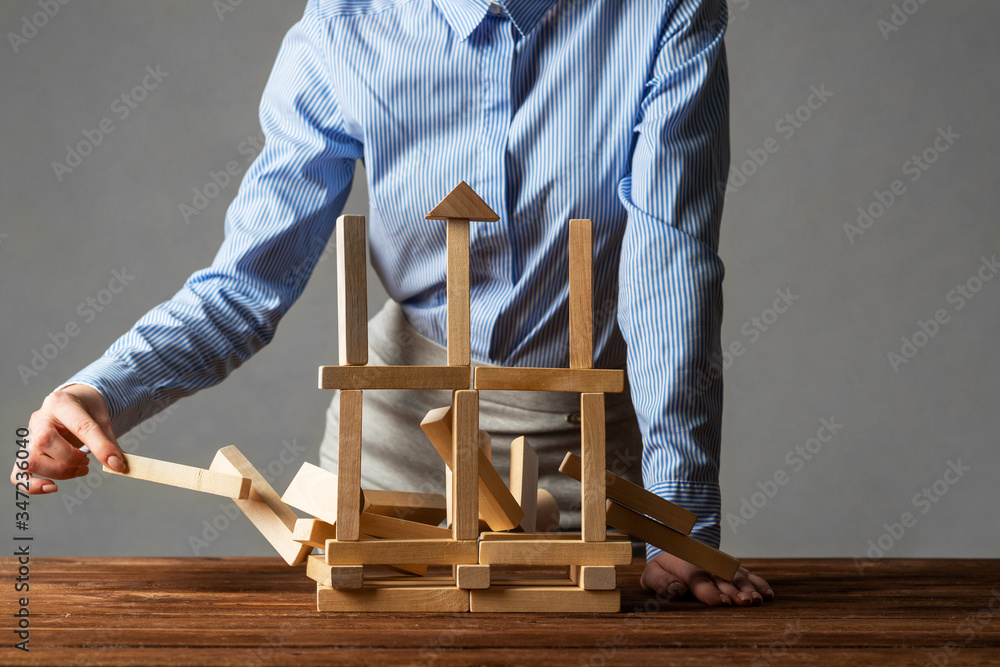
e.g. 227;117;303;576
643;480;721;561
60;356;156;438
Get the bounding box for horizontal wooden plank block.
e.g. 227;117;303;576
454;564;491;590
569;565;617;591
364;489;448;526
478;538;632;566
306;556;363;589
103;453;250;499
470;585;620;613
605;500;740;581
319;365;471;390
559;452;697;535
317;583;470;612
480;532;630;542
326;539;479;565
474;367;623;393
359;512;452;540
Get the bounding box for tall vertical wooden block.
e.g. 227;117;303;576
509;436;539;532
580;393;606;542
337;390;363;541
569;218;594;369
336;215;368;366
446;220;471;366
452;390;479;540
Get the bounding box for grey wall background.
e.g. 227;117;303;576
1;1;997;560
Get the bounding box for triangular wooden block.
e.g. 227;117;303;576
424;181;499;222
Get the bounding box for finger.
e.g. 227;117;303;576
743;569;775;601
640;559;688;600
48;396;125;472
32;426;90;466
718;577;756;606
687;572;730;606
24;454;90;481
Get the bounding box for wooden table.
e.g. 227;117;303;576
5;557;999;665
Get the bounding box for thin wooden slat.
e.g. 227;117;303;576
209;446;311;566
559;452;697;535
446;220;471;366
319;365;471;390
358;512;452;540
325;539;480;565
568;218;594;369
569;565;617;591
509;436;538;532
474;367;624;393
580;393;606;542
364;489;448;526
306;555;363;589
479;532;630;542
336;214;368;366
605;500;740;581
336;390;363;541
470;585;620;613
452;390;479;540
317;583;470;613
478;539;632;566
103;453;250;499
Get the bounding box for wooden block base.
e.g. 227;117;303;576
470;584;620;613
317;582;470;612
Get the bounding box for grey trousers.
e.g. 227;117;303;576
319;300;643;531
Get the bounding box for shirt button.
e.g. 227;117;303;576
488;3;503;15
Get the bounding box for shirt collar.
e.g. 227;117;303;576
434;0;558;41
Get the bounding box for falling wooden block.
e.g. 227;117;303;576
478;538;632;566
558;452;697;535
569;565;617;591
569;218;594;370
337;390;363;541
336;214;368;366
325;539;479;565
474;367;624;393
292;518;337;549
318;582;469;613
359;512;452;540
363;489;447;526
452;390;480;540
580;393;606;542
103;453;250;499
605;500;740;581
470;585;619;613
210;446;311;566
319;365;471;390
509;436;539;532
281;462;370;527
535;488;560;532
307;555;363;589
453;564;491;590
421;406;523;532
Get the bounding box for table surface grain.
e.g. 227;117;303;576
4;557;999;666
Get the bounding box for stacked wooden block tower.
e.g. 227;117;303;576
103;181;741;613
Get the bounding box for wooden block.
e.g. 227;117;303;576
336;214;368;366
210;447;311;566
479;532;630;542
474;367;624;393
509;436;538;532
325;539;479;565
363;489;447;526
423;181;500;222
558;452;697;535
292;518;337;549
318;583;470;613
470;585;619;613
337;390;363;541
568;218;594;370
359;512;452;540
452;390;479;539
446;220;471;366
580;393;606;542
307;555;363;589
569;565;617;591
536;488;561;532
281;462;370;527
421;405;523;532
453;564;491;590
319;365;471;390
103;453;250;499
605;500;740;581
478;538;632;566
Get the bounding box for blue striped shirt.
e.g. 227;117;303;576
69;0;730;551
